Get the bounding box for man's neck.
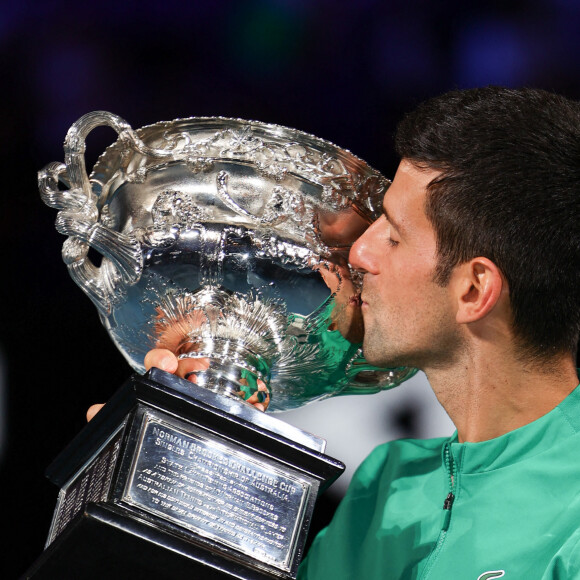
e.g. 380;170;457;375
425;350;579;443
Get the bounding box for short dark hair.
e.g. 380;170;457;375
395;86;580;360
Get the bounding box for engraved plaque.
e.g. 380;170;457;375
124;411;314;572
47;426;124;545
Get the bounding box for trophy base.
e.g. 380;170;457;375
23;503;285;579
23;369;344;579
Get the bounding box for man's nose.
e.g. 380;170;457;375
349;235;365;272
349;219;378;273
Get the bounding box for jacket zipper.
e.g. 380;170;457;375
442;443;456;531
420;442;457;579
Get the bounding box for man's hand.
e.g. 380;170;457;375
86;348;269;421
87;349;178;421
86;403;105;422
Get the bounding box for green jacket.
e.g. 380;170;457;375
298;382;580;579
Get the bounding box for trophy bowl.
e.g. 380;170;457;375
29;112;417;579
39;111;416;411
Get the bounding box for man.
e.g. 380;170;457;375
92;87;580;577
296;87;580;579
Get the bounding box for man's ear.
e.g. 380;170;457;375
452;258;505;324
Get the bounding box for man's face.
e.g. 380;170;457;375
349;160;461;370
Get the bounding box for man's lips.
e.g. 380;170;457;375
348;294;362;307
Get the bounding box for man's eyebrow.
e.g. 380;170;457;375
382;205;403;233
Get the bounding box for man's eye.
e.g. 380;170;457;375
384;221;399;247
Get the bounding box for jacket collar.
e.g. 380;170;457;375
447;380;580;474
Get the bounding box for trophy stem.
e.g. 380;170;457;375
154;286;280;405
177;339;272;405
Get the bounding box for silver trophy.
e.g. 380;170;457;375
28;112;416;579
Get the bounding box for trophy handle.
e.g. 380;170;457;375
37;111;159;315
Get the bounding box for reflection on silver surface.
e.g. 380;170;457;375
125;411;314;572
39;112;417;411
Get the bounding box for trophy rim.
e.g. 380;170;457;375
90;114;387;192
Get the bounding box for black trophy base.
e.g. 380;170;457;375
24;503;280;579
23;369;344;579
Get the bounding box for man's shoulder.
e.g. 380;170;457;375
351;435;450;489
298;436;452;580
364;435;450;465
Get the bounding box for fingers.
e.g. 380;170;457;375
86;403;105;422
144;349;179;373
144;349;270;412
245;380;270;412
175;357;210;382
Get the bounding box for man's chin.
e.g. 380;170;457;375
362;348;405;370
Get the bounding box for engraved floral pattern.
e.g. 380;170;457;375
152;190;209;228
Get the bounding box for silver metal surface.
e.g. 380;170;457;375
39;112;417;411
124;411;313;572
47;425;124;546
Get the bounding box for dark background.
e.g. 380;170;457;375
1;1;580;578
